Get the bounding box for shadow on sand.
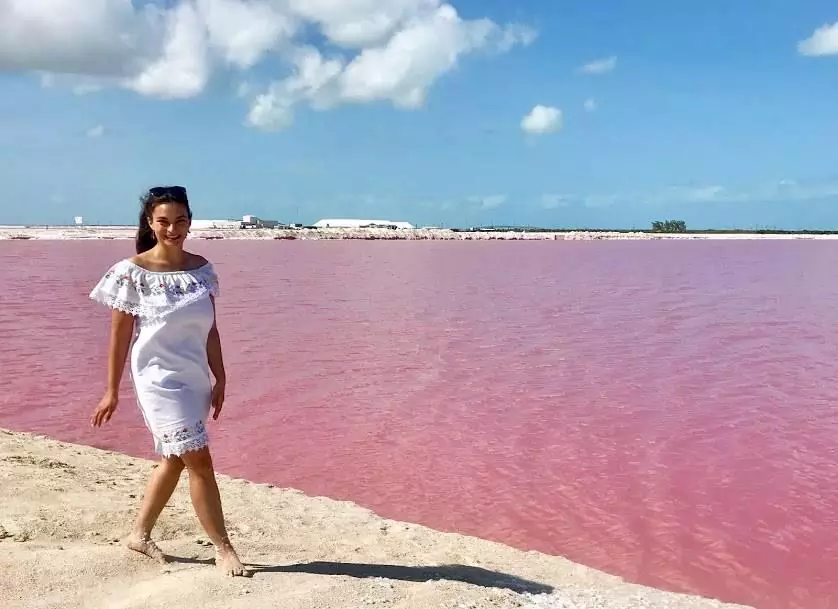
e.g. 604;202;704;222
166;556;553;594
250;561;554;594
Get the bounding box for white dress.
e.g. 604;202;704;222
89;259;220;457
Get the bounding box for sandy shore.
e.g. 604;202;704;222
0;430;752;609
1;225;837;241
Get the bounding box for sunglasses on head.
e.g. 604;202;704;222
148;186;187;200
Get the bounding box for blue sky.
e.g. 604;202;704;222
1;0;837;229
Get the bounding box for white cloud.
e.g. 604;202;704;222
583;98;597;112
675;184;731;203
467;194;507;210
645;184;749;206
38;72;103;95
764;178;838;201
495;23;539;53
541;194;570;209
236;80;253;98
86;124;106;138
246;3;533;129
286;0;433;48
72;80;104;95
578;55;617;75
521;105;562;135
198;0;297;69
124;2;211;99
651;178;838;205
534;177;838;214
246;45;344;130
0;0;146;76
0;0;535;128
339;5;492;107
798;22;838;56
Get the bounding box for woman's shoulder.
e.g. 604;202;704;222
187;252;213;272
188;252;210;266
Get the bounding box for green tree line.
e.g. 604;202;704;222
651;220;687;233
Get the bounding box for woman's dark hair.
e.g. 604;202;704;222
136;186;193;254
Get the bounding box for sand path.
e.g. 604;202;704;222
0;430;752;609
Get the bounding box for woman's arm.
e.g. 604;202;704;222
92;308;134;427
207;296;226;420
106;309;135;397
207;296;226;385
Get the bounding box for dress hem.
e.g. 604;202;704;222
155;434;210;458
152;420;210;458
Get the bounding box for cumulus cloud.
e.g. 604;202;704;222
541;194;570;209
287;0;431;48
578;55;617;75
521;105;562;135
198;0;297;69
583;98;597;112
798;22;838;56
467;194;507;210
0;0;145;76
246;4;534;129
124;2;212;99
86;124;106;138
0;0;535;128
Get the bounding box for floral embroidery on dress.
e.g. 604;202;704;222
101;268;216;297
89;260;219;322
160;420;207;445
156;420;209;457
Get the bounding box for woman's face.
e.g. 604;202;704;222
148;202;191;247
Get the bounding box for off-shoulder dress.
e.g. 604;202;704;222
89;259;220;457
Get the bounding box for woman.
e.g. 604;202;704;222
89;185;247;577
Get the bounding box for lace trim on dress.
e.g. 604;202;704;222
155;420;210;458
89;259;219;321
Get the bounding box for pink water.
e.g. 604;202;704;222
2;239;837;608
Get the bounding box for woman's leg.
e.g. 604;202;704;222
179;446;247;576
126;455;185;563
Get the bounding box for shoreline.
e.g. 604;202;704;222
2;225;838;241
1;428;753;609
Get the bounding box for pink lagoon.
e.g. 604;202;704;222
1;238;836;609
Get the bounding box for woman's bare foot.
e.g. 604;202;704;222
126;532;168;564
215;546;250;577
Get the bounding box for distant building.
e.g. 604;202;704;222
314;218;415;229
191;219;244;230
242;215;279;229
191;215;280;229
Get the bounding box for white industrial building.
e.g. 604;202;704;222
190;219;244;229
314;218;415;229
191;215;280;229
242;215;279;228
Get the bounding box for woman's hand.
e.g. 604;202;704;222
211;380;226;420
91;392;118;428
